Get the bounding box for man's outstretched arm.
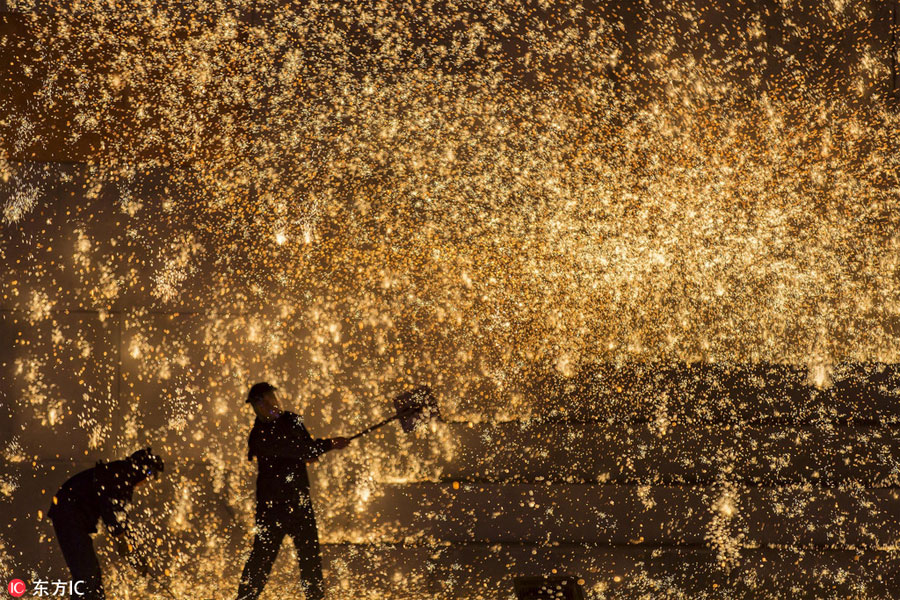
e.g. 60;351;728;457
249;416;348;461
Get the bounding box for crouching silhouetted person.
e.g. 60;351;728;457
48;448;164;600
237;382;349;600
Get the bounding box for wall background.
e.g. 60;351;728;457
2;1;900;597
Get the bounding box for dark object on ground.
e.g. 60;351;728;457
513;575;587;600
349;385;440;441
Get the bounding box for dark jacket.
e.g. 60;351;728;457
48;460;145;535
248;411;333;508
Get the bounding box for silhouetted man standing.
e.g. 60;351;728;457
48;448;164;600
237;382;349;600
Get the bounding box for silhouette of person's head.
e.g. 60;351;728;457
127;447;164;484
247;382;283;422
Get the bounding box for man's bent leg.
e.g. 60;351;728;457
289;500;325;600
237;511;286;600
51;512;104;600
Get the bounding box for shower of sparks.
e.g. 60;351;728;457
2;0;900;598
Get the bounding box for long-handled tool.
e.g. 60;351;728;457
147;574;178;600
122;557;178;600
117;535;178;600
132;562;179;600
349;385;440;441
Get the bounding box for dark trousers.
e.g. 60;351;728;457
237;498;325;600
50;510;105;600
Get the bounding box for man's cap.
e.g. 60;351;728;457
247;381;277;403
128;447;164;478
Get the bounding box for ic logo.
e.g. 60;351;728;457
7;579;26;597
